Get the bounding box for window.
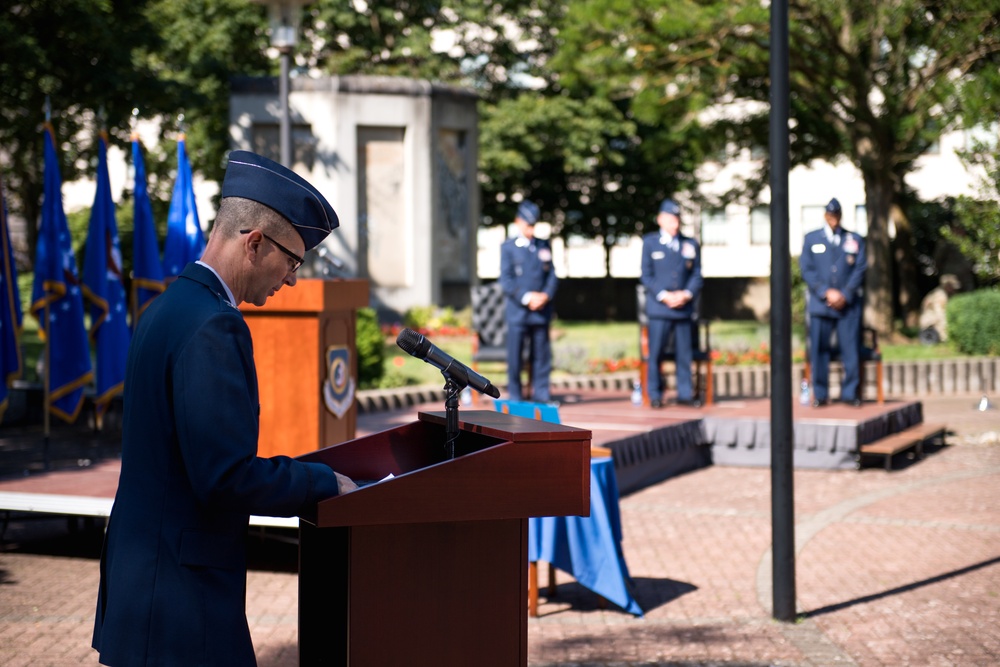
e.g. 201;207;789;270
700;209;728;246
750;206;771;245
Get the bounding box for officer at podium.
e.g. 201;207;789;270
499;200;558;402
640;198;704;408
93;151;357;667
800;197;868;407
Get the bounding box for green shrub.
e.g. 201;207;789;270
402;305;469;332
403;305;435;331
553;343;591;375
946;289;1000;355
790;259;806;328
355;307;385;389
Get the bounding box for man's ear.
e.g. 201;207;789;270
243;229;262;263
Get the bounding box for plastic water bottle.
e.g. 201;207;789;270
460;386;473;406
799;379;811;406
631;381;643;407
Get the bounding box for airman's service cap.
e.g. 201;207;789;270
221;150;339;250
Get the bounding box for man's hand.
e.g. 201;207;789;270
526;291;550;311
661;291;692;309
824;288;847;311
335;471;358;494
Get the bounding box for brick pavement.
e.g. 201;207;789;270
0;394;998;666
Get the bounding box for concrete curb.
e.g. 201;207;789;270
356;371;638;413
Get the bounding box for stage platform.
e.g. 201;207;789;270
0;393;931;522
700;398;924;470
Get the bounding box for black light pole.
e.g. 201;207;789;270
254;0;307;168
279;44;292;167
769;0;796;622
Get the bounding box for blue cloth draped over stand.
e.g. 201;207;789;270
528;458;643;617
495;399;643;616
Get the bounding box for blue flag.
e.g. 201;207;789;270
161;135;204;277
0;172;24;423
31;124;93;423
131;137;164;324
82;134;130;417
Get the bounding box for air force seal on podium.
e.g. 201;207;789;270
323;345;355;419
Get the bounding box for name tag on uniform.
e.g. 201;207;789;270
651;251;666;260
811;243;826;253
538;248;552;262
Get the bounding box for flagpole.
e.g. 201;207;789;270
43;301;51;469
42;97;52;470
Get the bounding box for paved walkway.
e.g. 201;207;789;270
0;394;998;666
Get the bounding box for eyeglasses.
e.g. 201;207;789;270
240;229;304;273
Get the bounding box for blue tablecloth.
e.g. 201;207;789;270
528;457;643;616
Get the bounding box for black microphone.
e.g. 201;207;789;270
396;328;501;398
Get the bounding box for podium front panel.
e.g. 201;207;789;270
297;410;591;666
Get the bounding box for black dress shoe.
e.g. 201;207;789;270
811;399;828;408
676;398;702;408
650;399;663;409
845;398;863;407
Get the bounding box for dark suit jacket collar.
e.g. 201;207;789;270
180;262;236;306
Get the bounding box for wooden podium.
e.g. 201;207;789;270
241;279;368;458
296;410;592;667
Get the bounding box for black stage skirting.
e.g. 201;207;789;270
589;400;927;495
703;400;923;470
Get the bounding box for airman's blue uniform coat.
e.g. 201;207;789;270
93;263;341;666
800;227;867;402
640;232;703;402
499;236;558;401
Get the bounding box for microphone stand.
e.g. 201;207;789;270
442;375;463;460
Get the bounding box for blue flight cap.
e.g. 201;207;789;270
516;200;540;225
825;198;842;214
221;150;339;250
659;198;681;217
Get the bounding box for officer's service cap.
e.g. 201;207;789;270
825;198;842;214
659;198;681;217
517;200;540;225
221;150;339;250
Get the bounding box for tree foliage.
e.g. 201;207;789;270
950;143;1000;285
553;0;1000;333
2;0;997;334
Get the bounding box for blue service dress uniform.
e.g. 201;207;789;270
800;227;868;403
499;235;558;401
92;263;342;667
640;231;704;403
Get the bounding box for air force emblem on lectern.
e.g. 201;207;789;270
323;346;355;419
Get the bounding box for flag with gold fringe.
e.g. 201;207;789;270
0;171;23;423
30;124;93;423
82;133;130;418
130;136;164;325
162;134;204;277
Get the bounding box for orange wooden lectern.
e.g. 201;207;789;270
296;409;592;667
241;279;368;458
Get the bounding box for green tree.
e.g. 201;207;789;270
0;0;165;256
951;142;1000;285
553;0;1000;334
0;0;272;263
